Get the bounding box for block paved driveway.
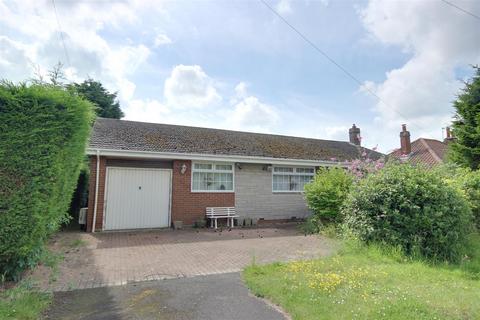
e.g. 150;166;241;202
32;223;334;292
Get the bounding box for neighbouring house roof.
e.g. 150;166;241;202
389;138;448;167
88;118;383;162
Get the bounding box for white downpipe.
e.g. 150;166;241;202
92;149;100;232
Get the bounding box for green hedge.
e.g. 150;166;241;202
0;82;94;280
342;164;473;263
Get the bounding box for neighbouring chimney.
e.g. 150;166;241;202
446;127;452;139
400;124;411;155
349;124;361;146
444;126;456;143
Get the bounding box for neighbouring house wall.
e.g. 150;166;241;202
86;156;173;231
171;160;235;225
235;163;310;220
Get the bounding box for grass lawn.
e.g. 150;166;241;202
0;283;51;320
244;240;480;320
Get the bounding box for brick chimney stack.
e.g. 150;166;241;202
444;127;456;143
446;127;452;139
349;124;361;146
400;124;411;155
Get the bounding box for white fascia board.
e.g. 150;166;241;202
86;148;347;167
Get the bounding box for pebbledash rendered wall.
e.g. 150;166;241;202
234;163;311;220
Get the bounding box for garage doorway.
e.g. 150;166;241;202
104;167;172;230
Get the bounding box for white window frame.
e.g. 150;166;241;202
272;166;315;193
191;162;235;193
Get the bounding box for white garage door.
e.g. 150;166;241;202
104;167;171;230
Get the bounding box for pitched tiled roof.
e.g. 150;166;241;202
389;138;447;167
89;118;383;162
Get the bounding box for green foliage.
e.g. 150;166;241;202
300;216;322;234
0;82;94;280
449;66;480;169
0;281;52;320
342;164;473;262
68;79;124;119
434;164;480;230
304;167;353;223
451;168;480;230
69;161;89;218
193;219;207;228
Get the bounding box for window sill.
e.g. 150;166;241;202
191;190;235;193
272;191;305;194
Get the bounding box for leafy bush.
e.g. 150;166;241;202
433;165;480;231
304;167;353;223
0;82;94;280
451;168;480;230
342;164;473;262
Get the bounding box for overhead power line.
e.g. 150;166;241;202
440;0;480;21
259;0;427;132
51;0;71;67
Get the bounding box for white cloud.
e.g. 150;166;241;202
359;0;480;150
229;96;280;132
0;0;160;102
0;36;35;82
164;64;221;108
276;0;293;14
154;33;172;47
229;81;248;105
234;81;248;98
126;67;280;134
323;126;349;141
124;99;170;123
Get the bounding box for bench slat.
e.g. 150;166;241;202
206;207;237;217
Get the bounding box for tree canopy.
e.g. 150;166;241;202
450;66;480;170
69;79;124;119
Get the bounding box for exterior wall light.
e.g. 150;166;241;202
180;163;187;174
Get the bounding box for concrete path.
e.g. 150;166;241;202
45;273;287;320
30;224;334;292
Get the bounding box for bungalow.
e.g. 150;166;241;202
85;118;382;232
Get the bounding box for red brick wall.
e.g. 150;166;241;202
86;155;106;232
171;160;235;225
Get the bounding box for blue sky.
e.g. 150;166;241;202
1;0;479;152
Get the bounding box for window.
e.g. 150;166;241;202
272;166;315;192
192;162;234;192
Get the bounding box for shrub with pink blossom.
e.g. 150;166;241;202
346;148;385;179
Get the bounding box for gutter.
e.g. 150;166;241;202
85;148;348;167
92;149;100;232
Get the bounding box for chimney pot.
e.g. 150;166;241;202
349;124;361;146
400;124;411;155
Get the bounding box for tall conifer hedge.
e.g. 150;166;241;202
0;82;94;280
